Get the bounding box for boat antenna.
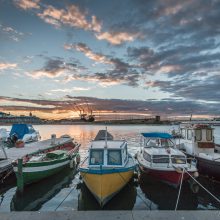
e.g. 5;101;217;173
105;126;107;148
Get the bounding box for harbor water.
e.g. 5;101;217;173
0;124;220;211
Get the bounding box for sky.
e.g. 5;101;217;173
0;0;220;119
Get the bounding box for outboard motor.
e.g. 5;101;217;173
11;133;18;144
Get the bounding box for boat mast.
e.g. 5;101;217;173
105;126;107;148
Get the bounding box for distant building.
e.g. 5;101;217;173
0;112;11;117
0;112;43;124
155;115;160;122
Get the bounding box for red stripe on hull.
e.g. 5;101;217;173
140;166;191;187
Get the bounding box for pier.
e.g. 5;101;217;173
0;211;220;220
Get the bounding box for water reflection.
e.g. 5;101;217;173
0;125;220;211
78;181;137;210
196;177;220;210
139;173;198;210
10;168;75;211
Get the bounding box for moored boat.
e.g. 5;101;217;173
177;123;220;181
136;132;198;188
13;136;80;186
6;124;40;147
79;129;136;207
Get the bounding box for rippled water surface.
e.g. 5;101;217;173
0;124;220;211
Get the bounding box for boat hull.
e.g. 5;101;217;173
196;156;220;181
13;138;79;186
14;158;71;185
139;165;191;188
80;169;134;207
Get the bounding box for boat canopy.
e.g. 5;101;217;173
9;124;35;139
94;130;113;141
141;132;173;139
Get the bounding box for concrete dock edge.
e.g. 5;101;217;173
0;211;220;220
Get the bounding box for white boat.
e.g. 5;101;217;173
79;129;136;207
136;132;198;187
0;128;8;142
177;123;220;181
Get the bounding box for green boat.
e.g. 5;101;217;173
13;143;80;188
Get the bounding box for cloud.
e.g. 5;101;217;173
38;5;102;32
0;24;25;42
64;43;111;64
1;95;220;118
0;62;17;70
66;68;139;87
146;74;220;102
64;42;140;87
28;57;79;79
38;4;140;45
51;87;90;93
95;31;141;45
14;0;40;10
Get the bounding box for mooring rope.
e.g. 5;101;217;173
0;169;13;184
54;184;77;211
184;168;220;204
54;166;79;211
174;166;220;211
174;168;184;211
117;169;152;209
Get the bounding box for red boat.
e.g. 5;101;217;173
136;132;198;188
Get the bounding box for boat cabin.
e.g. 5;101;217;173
140;133;187;166
88;140;129;168
179;124;215;155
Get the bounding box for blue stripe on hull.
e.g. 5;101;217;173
79;165;136;174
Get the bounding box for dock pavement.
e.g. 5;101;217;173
0;210;220;220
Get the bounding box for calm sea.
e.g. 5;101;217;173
0;124;220;211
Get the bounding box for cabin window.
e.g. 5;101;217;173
108;150;122;165
143;151;151;162
206;129;212;141
152;155;169;163
90;150;104;165
171;155;186;164
146;139;159;147
187;129;192;140
195;129;202;141
160;139;174;148
181;129;186;138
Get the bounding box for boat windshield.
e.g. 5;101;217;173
108;150;122;165
146;138;174;148
90;149;104;165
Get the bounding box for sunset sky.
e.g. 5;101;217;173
0;0;220;119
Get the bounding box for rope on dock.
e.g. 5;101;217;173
174;168;184;211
